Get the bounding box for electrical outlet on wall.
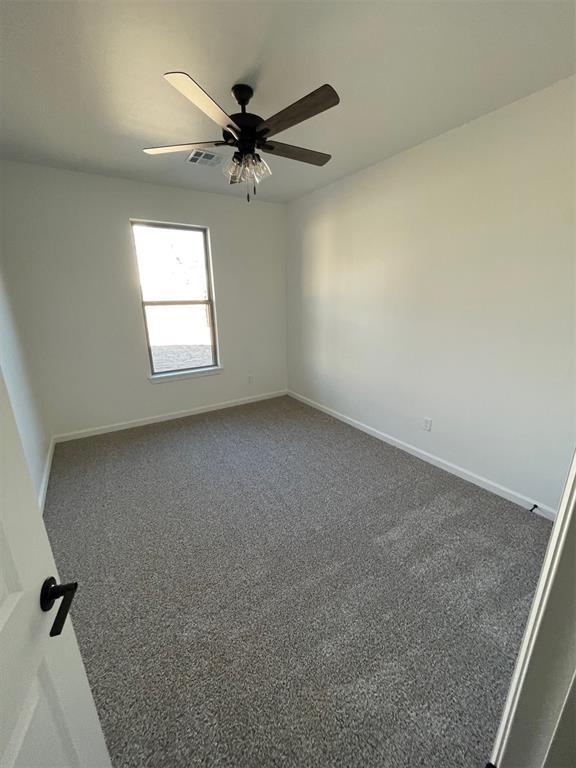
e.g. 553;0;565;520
248;375;255;385
423;418;432;432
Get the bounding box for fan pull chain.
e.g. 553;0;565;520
245;179;257;203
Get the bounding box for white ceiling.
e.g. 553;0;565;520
1;1;574;202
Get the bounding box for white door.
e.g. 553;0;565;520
0;369;111;768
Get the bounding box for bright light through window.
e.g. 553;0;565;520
131;222;218;375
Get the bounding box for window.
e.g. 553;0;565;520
131;221;219;377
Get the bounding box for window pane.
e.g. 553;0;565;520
132;224;208;301
144;304;215;373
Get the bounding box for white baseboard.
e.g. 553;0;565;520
288;390;557;521
38;387;557;521
53;390;288;443
38;437;55;513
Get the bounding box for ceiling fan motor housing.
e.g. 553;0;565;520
224;83;269;157
224;114;265;156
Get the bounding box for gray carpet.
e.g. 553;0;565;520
44;396;551;768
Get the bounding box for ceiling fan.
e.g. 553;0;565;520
143;73;340;201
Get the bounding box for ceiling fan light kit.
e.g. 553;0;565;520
223;153;272;200
143;73;340;201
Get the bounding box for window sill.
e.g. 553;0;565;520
148;366;223;384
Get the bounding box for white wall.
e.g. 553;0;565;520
286;77;575;513
0;233;50;501
1;163;287;445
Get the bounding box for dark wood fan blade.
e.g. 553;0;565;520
164;72;240;132
257;84;339;138
260;141;331;166
143;141;227;155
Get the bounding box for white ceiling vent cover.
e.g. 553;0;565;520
187;150;223;167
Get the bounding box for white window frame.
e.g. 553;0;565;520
130;219;221;382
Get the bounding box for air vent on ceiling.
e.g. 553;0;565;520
187;150;223;167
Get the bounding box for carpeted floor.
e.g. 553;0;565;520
44;396;551;768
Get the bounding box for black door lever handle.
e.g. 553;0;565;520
40;577;78;637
